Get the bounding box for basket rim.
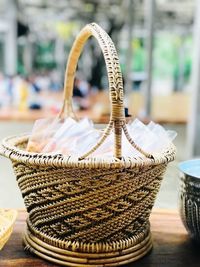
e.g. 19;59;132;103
0;134;176;169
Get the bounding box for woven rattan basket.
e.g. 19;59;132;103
0;209;18;250
0;23;176;266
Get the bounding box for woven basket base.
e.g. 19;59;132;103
23;230;152;266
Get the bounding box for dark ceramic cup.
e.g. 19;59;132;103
179;159;200;241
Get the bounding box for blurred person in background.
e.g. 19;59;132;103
34;71;51;92
73;76;90;110
27;75;42;110
0;73;7;108
18;77;29;111
0;73;18;108
49;70;62;91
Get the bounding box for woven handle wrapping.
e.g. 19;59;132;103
59;23;152;159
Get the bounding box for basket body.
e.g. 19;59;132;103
0;134;175;266
10;151;168;266
14;161;166;245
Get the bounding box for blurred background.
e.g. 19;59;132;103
0;0;200;209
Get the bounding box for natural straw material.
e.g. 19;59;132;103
0;23;176;266
0;209;18;250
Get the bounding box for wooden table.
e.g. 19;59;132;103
1;209;199;267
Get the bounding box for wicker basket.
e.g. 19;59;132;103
0;209;18;250
0;23;176;266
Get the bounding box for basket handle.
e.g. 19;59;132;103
59;23;153;159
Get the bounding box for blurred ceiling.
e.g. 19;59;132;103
0;0;196;38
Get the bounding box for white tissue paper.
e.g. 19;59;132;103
26;117;62;152
27;117;177;157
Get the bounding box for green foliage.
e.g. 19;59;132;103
34;41;56;70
